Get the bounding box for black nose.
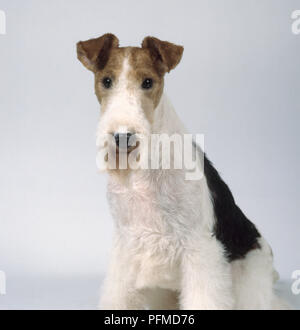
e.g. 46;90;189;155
114;133;134;149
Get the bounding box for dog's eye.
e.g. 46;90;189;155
141;78;153;90
102;77;112;89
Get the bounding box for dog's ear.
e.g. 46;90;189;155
142;36;184;73
77;33;119;72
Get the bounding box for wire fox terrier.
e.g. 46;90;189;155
77;33;288;309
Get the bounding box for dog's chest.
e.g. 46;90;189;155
107;177;182;290
127;228;181;291
107;175;165;226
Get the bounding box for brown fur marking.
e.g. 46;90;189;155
142;36;184;73
77;33;119;72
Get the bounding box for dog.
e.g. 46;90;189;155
76;33;288;309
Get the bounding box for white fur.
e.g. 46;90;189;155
98;57;288;310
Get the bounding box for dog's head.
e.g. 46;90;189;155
77;34;183;172
77;34;183;134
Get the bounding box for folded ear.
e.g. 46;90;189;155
76;33;119;72
142;36;184;73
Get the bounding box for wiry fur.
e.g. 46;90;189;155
77;34;289;310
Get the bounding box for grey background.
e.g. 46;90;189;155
0;0;299;309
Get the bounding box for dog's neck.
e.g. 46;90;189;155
152;93;187;135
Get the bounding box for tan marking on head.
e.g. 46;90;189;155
126;47;165;123
94;47;127;105
93;46;165;124
77;35;183;117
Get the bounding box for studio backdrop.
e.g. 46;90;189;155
0;0;299;309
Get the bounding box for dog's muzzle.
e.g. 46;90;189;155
114;132;136;152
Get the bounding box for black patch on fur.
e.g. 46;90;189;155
194;143;261;261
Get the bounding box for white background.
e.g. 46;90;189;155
0;0;299;309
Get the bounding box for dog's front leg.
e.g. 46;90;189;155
99;243;144;310
180;236;234;310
